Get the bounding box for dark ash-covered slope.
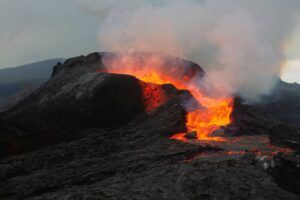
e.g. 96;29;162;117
255;79;300;129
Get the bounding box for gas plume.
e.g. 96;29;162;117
80;0;300;102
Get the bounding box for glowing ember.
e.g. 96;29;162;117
101;54;233;141
140;81;167;112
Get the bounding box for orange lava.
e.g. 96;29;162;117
102;55;233;141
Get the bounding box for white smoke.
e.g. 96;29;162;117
79;0;300;102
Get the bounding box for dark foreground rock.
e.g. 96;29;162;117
0;102;299;199
270;123;300;150
229;97;277;136
230;97;300;150
272;153;300;195
255;79;300;129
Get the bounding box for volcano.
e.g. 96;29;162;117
0;52;299;199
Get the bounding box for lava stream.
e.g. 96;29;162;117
102;57;233;141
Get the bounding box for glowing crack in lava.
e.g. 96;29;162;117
101;54;233;141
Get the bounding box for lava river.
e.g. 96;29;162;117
101;54;233;141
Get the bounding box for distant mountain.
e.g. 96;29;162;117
0;59;64;111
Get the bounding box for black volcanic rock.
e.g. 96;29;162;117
51;53;101;77
272;153;300;195
0;99;298;200
270;123;300;149
2;54;142;130
3;52;203;131
0;53;300;199
255;79;300;129
227;97;277;136
229;97;300;150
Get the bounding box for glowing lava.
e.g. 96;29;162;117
101;54;233;141
140;81;168;112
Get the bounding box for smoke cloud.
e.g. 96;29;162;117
82;0;300;102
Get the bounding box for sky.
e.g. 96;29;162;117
0;0;299;83
0;0;100;68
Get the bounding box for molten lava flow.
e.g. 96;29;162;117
170;99;232;141
102;55;233;141
182;100;232;141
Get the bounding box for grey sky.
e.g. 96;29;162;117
0;0;100;68
0;0;299;83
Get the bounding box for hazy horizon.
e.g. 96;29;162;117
0;0;299;84
0;53;296;85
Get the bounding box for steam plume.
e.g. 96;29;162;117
80;0;300;102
